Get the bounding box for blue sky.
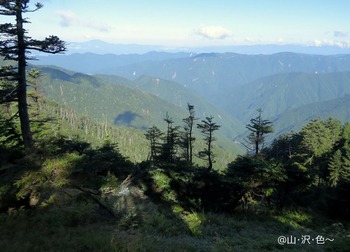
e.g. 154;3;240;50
8;0;350;48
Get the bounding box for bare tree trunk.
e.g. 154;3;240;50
189;125;193;164
16;4;33;150
208;130;213;170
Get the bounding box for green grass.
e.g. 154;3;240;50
0;201;349;252
3;151;347;251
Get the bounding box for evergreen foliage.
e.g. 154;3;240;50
159;113;180;163
197;116;221;170
0;0;65;150
246;109;273;155
226;155;286;209
264;117;350;215
144;125;163;161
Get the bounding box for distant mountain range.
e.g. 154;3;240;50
30;49;350;150
33;39;350;55
107;52;350;101
35;51;194;75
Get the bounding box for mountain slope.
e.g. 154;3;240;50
35;52;350;100
38;66;186;131
36;66;244;159
111;52;350;97
30;52;350;152
226;71;350;123
272;94;350;135
125;75;245;138
233;95;350;145
33;52;350;130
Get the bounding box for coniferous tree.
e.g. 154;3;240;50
197;116;220;170
328;122;350;187
160;113;179;162
299;118;342;186
0;69;17;105
246;109;273;155
182;103;197;164
328;149;344;187
27;68;42;112
145;125;163;161
265;131;301;163
300;118;337;159
0;0;65;150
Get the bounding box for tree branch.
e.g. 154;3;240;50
27;36;66;54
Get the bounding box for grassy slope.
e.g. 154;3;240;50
0;198;348;251
0;147;348;251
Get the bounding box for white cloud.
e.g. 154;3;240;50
312;39;350;48
56;10;76;27
313;39;323;47
195;26;232;40
55;10;110;32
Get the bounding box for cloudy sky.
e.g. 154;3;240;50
10;0;350;48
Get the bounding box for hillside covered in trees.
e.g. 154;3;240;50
1;1;350;251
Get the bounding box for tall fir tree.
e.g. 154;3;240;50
328;122;350;187
160;113;179;162
197;116;220;170
246;109;273;155
0;0;65;150
145;125;163;161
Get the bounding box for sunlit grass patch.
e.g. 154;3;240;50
181;211;206;235
0;205;349;252
274;210;313;230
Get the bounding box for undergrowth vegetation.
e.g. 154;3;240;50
0;131;349;251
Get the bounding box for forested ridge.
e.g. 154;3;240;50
1;1;350;251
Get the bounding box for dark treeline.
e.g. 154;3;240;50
141;107;350;217
144;104;221;170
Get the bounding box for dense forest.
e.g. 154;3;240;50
1;1;349;251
